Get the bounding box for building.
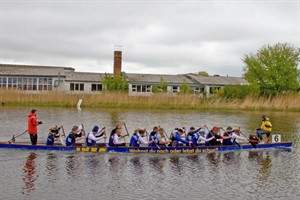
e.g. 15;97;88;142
0;64;106;93
0;51;247;95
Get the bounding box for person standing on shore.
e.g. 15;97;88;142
28;109;43;145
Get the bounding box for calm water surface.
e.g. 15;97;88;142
0;107;299;200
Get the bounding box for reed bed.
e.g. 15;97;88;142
0;90;299;111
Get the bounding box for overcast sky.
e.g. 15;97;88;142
0;0;299;76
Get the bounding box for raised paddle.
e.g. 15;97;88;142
123;123;130;145
59;126;66;146
8;130;28;143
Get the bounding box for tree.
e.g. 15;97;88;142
180;79;192;94
198;71;209;76
152;77;168;93
243;43;300;95
102;74;128;91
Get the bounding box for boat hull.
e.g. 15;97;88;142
0;142;293;154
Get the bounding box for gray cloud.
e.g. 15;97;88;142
1;0;298;76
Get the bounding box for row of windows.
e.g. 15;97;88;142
131;85;204;93
0;77;53;91
70;83;103;92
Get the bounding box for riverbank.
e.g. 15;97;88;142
0;91;299;111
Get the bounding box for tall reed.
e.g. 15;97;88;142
0;90;299;111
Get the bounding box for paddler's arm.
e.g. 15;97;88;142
113;135;125;144
175;134;191;144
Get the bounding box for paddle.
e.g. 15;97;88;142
123;123;130;145
59;126;66;146
240;131;256;148
8;130;28;143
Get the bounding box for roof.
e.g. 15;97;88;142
185;74;247;85
124;73;198;85
0;64;74;77
65;72;105;82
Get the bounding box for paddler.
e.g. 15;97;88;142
85;126;106;147
170;128;191;147
149;126;159;147
186;126;203;146
192;129;215;146
156;128;172;147
205;126;231;146
129;128;153;147
256;114;272;143
65;125;85;146
46;125;61;146
222;126;233;145
109;128;128;146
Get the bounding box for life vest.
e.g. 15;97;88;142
130;133;140;147
86;132;96;147
46;134;54;145
66;132;76;146
223;132;233;145
249;134;259;144
261;118;272;132
149;131;158;147
186;131;194;142
205;131;220;146
109;133;116;146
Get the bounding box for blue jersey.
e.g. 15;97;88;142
129;133;140;147
223;132;233;145
109;133;116;146
46;134;55;145
66;132;80;146
192;132;201;146
149;131;158;147
86;132;96;147
171;132;190;146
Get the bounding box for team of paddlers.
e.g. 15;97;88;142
26;109;273;147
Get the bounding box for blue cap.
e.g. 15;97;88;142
190;127;195;131
92;126;99;132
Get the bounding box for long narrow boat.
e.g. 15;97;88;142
0;142;293;154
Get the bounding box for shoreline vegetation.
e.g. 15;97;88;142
0;91;300;112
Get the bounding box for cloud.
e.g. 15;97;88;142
0;0;298;76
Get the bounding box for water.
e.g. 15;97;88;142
0;107;300;200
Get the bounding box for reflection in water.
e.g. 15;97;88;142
22;152;37;197
130;157;143;175
248;151;272;183
206;153;221;165
65;154;83;177
46;153;59;183
84;154;102;176
169;156;183;174
148;156;166;175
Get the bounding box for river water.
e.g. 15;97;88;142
0;107;299;200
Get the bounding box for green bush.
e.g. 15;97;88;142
223;84;259;99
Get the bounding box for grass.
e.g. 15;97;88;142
0;90;300;111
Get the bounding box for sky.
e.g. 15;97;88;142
0;0;299;76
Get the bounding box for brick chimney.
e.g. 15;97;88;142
113;50;122;77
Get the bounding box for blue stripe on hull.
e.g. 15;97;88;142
0;142;293;154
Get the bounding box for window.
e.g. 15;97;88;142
91;84;102;92
194;87;204;93
0;76;52;91
172;86;179;93
0;77;7;89
131;84;151;93
70;83;84;91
